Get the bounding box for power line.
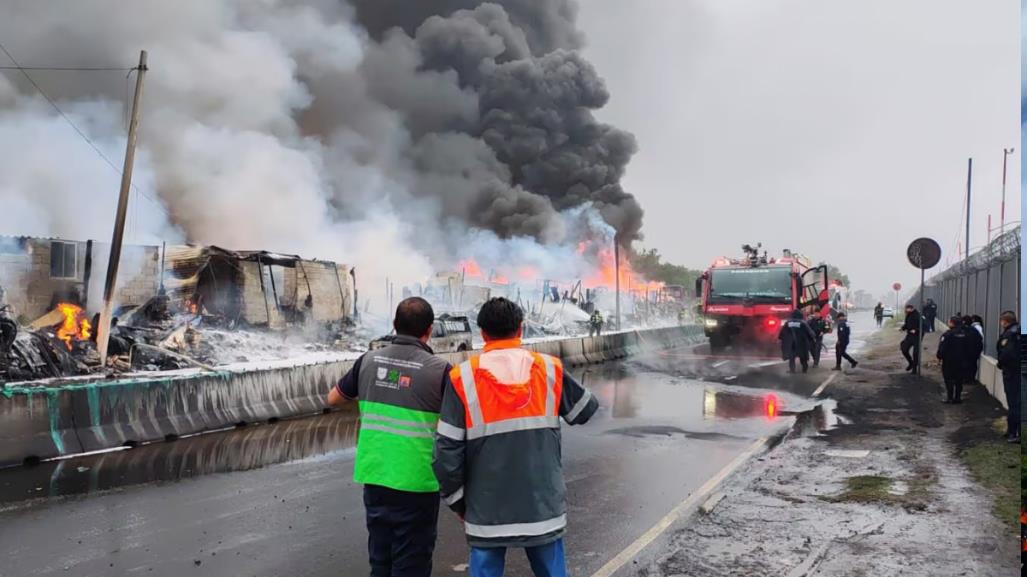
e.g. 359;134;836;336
0;65;133;71
0;41;173;221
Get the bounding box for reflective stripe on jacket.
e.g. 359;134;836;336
432;338;599;548
353;337;449;492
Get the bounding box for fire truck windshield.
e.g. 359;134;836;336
709;267;792;303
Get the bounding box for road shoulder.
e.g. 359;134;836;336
636;326;1018;576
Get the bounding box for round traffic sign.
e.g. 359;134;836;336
907;238;942;270
892;282;902;291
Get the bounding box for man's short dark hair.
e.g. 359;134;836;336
971;314;983;324
394;297;434;337
905;304;914;310
949;315;962;327
1000;310;1018;325
477;297;524;339
836;312;846;319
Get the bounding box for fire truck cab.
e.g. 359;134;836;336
695;244;830;352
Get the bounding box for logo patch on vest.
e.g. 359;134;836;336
399;375;411;387
377;367;388;380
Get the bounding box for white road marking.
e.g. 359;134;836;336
750;360;785;369
812;373;838;397
712;360;730;368
589;437;768;577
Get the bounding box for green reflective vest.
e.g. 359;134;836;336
355;400;440;492
353;338;447;493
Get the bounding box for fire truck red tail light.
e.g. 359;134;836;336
764;394;779;419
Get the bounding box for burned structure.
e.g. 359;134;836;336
162;246;355;330
0;236;160;323
0;241;356;383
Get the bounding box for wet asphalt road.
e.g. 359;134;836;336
0;314;876;577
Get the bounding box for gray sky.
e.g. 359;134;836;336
576;0;1020;297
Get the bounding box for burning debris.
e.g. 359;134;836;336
0;243;360;385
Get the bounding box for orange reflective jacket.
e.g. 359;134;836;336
450;340;562;438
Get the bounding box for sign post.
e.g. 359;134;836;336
906;238;942;376
892;282;902;313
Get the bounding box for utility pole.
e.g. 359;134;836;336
613;233;621;332
1001;147;1014;236
98;50;147;366
964;157;972;261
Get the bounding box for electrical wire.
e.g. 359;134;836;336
0;40;173;221
0;65;133;71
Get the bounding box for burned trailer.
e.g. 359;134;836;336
162;246;355;330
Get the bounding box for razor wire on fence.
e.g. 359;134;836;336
909;226;1020;357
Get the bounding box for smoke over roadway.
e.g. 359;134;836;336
0;0;643;310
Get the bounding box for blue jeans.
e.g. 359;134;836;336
470;539;566;577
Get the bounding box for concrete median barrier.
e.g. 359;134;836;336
0;389;83;467
0;325;704;467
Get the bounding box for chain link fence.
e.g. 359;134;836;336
914;226;1020;357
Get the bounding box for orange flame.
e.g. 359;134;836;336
458;259;483;279
55;303;90;350
581;244;665;293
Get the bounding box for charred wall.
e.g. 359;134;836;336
0;237;159;322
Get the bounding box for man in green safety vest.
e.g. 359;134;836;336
327;297;451;577
589;309;604;337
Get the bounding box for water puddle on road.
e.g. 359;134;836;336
0;410;360;505
578;364;842;441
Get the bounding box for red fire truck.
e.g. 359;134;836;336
695;244;830;352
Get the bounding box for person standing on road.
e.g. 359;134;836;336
874;302;884;327
833;312;858;370
900;304;922;374
326;297;450;577
807;312;828;368
923;299;938;333
589;308;604;338
937;316;973;404
779;309;816;374
996;311;1020;443
962;314;984;386
433;297;599;577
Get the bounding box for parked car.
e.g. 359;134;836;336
882;307;895;318
369;314;473;353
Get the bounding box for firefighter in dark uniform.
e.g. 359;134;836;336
936;316;971;403
900;304;922;374
996;311;1020;443
806;312;827;367
833;312;858;370
327;297;450;577
779;309;816;374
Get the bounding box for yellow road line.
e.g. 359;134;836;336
812;372;838;397
588;437;769;577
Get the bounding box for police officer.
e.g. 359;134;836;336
327;297;450;577
937;316;971;404
923;299;938;333
589;308;604;337
779;309;816;374
900;304;922;374
962;314;983;386
833;312;858;370
996;311;1020;443
807;312;827;367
